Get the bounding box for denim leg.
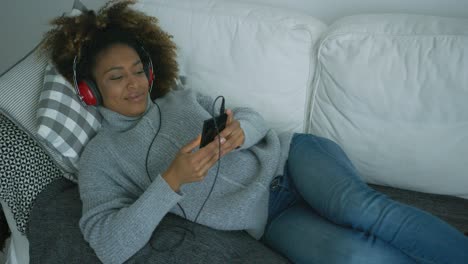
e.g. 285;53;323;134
267;165;302;223
264;202;415;264
286;133;468;263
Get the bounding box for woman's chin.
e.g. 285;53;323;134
129;104;147;117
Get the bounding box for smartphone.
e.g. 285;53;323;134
200;113;227;148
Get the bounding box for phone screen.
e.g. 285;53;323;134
200;113;227;148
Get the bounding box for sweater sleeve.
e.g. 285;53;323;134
78;145;183;264
195;91;269;149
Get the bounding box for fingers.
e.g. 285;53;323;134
220;132;242;155
226;109;234;125
181;134;201;153
197;148;222;179
220;119;237;139
226;128;244;147
190;140;222;180
219;115;245;154
191;137;221;165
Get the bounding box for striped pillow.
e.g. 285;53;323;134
0;48;77;177
0;46;46;133
37;64;102;171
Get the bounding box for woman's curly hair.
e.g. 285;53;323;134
40;0;178;99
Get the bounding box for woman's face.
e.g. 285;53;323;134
93;44;149;117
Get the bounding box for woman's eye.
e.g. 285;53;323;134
136;70;145;75
110;76;122;80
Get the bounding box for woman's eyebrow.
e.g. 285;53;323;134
103;60;142;74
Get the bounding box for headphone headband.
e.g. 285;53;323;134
72;56;87;106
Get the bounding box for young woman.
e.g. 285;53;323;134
41;1;468;263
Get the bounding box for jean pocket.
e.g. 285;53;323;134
268;176;299;222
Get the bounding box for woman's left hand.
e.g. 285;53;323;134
218;109;244;156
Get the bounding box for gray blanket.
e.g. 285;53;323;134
26;178;290;264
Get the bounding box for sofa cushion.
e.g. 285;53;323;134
134;0;326;135
27;177;290;264
308;14;468;199
0;114;62;234
370;184;468;234
37;64;102;172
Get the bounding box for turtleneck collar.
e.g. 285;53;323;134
98;96;154;132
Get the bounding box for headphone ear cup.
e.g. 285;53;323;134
78;80;101;106
147;66;154;87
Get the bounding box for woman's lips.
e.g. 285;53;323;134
127;93;145;102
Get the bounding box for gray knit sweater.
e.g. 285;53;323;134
78;88;290;264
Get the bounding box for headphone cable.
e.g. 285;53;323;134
193;95;224;223
145;100;194;252
144;95;225;249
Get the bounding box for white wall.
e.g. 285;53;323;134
1;0;468;74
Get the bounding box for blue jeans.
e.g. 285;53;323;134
263;133;468;264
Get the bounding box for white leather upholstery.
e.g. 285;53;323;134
309;14;468;198
135;0;326;134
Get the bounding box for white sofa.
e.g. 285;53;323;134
1;0;467;263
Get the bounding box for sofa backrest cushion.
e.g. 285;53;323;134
134;0;326;134
308;14;468;199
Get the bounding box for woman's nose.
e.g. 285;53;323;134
127;74;138;90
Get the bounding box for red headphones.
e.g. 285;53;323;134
72;46;155;106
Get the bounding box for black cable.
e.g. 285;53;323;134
144;101;162;184
145;95;225;250
194;96;224;223
145;100;194;252
145;101;189;220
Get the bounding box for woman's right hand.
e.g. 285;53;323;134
162;134;223;192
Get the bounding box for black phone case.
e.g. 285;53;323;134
200;113;227;148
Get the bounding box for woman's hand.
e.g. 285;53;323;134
162;110;244;192
162;135;222;192
218;109;245;155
